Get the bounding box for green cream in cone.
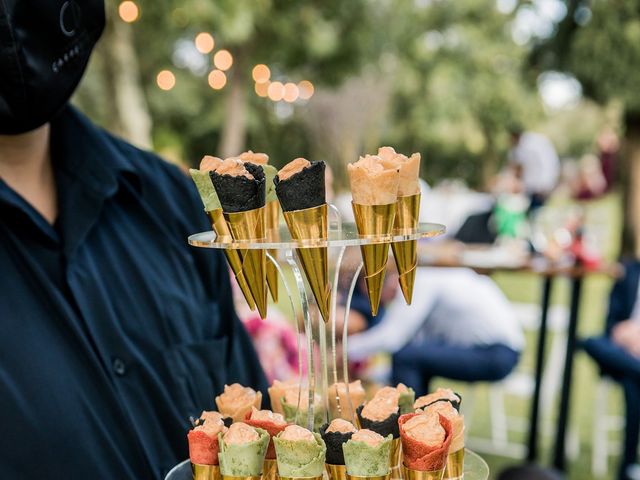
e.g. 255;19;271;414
190;169;222;212
282;397;327;432
343;433;393;476
273;429;326;477
399;387;416;415
218;426;270;476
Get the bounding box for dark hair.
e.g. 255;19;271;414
497;465;564;480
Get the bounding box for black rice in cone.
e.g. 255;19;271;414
274;160;326;211
210;161;266;212
320;420;356;466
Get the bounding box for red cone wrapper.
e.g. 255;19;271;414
244;411;289;459
188;429;222;465
399;413;453;472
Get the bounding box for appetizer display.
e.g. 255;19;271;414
240;151;280;303
211;158;268;318
245;408;289;480
275;158;331;323
189;155;256;312
320;419;357;480
399;412;453;480
347;155;400;316
218;422;270;479
327;380;366;422
188;411;227;480
421;402;465;479
215;383;263;424
377;146;422;305
343;429;393;480
273;425;327;480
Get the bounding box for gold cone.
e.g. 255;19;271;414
391;194;420;305
266;201;280;303
224;207;268;319
209;209;256;312
282;204;331;323
352;203;397;316
346;475;390;480
263;459;278;480
326;464;348;480
191;463;221;480
443;449;464;480
401;465;445;480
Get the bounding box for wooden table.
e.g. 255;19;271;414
417;243;622;471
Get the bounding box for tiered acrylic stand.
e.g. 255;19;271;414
173;207;489;480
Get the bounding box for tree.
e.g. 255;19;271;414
531;0;640;253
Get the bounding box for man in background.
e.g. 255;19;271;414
509;125;560;210
0;1;266;478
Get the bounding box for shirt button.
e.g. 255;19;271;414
112;357;127;376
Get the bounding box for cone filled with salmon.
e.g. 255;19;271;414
211;159;268;318
348;155;399;316
215;383;263;424
378;147;422;305
245;407;290;480
419;402;465;480
218;422;270;480
240;151;280;303
190;156;256;312
320;419;356;480
343;429;393;480
188;411;228;480
275;158;331;322
273;425;327;480
399;411;453;480
413;389;461;413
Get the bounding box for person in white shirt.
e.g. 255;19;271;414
347;267;524;395
509;126;560;210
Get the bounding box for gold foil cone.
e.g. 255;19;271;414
224;207;268;319
191;463;221;480
266;201;280;303
263;459;278;480
352;202;397;316
209;209;256;312
390;194;420;305
326;464;348;480
222;476;262;480
346;475;390;480
282;204;331;323
443;449;464;480
401;465;445;480
279;476;323;480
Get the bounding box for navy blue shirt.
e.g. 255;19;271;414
0;106;267;479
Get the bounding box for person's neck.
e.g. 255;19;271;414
0;124;58;224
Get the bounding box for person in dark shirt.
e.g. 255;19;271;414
0;1;267;478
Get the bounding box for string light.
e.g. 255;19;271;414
118;1;139;23
213;50;233;71
255;82;270;97
252;64;271;84
267;82;285;101
208;70;227;90
283;82;299;103
298;80;314;100
194;33;215;54
156;70;176;91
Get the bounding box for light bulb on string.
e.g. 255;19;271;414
118;1;139;23
208;70;227;90
267;82;285;102
252;64;271;84
298;80;314;100
213;50;233;71
157;70;176;91
195;33;215;54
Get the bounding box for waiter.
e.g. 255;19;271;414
0;1;267;478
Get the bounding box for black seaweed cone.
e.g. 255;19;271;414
320;423;354;465
356;404;400;439
274;161;326;212
210;162;266;213
417;392;462;412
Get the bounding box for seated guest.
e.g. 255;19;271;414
346;267;524;395
583;260;640;480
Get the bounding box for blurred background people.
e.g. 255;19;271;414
583;260;640;480
346;267;524;395
508;125;560;211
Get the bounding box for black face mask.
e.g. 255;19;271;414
0;0;105;135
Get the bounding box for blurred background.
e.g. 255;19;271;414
75;1;640;478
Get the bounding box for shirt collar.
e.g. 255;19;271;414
50;104;142;196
